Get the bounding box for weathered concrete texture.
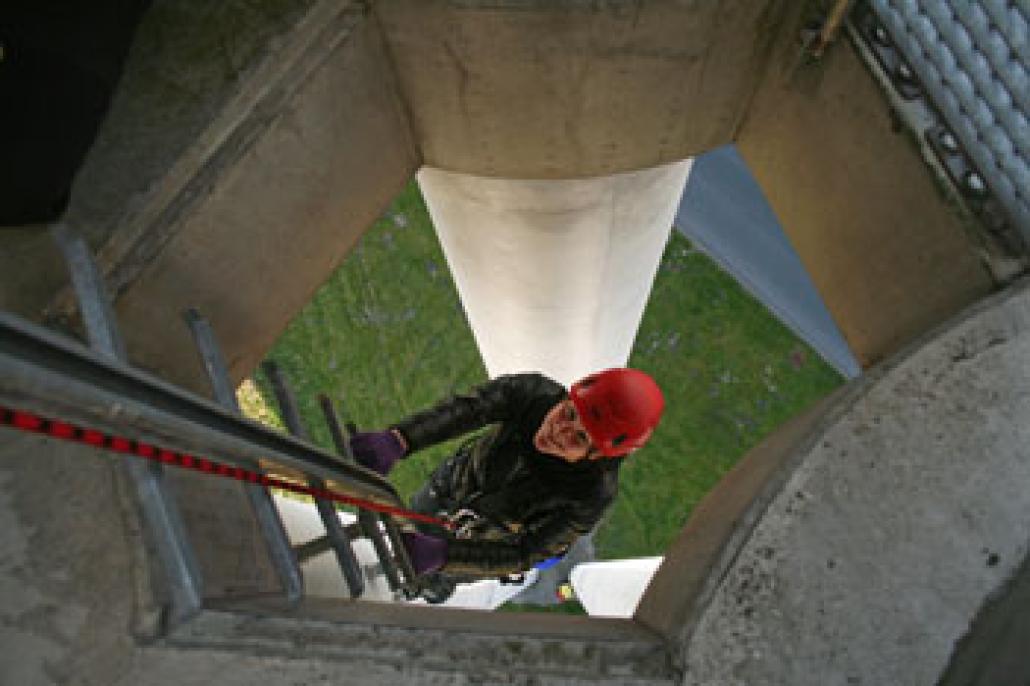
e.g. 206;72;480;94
0;226;67;316
2;0;315;322
0;431;144;686
66;0;317;252
938;547;1030;686
16;1;417;397
635;387;847;643
660;279;1030;685
167;468;282;600
93;0;417;395
150;600;676;686
375;0;791;178
115;641;673;686
735;3;993;368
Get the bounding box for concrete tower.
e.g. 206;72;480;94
2;1;1027;684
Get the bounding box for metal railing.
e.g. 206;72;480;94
0;223;422;627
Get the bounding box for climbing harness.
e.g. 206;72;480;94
0;404;453;531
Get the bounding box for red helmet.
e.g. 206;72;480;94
570;368;664;457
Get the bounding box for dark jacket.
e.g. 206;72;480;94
393;373;621;576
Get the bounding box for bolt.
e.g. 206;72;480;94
964;171;987;195
897;62;914;81
873;24;890;46
939;130;959;153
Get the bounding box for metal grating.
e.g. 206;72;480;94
868;0;1029;246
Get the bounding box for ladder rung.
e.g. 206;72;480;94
263;361;365;599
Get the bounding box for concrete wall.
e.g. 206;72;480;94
735;3;993;367
0;0;317;319
4;0;996;388
0;0;421;624
107;2;417;393
9;0;418;397
637;278;1030;685
374;0;791;178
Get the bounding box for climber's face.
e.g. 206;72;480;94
534;399;598;462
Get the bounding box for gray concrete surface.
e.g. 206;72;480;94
8;0;419;605
639;278;1030;685
374;0;791;178
4;0;417;398
1;2;1025;683
0;432;149;685
3;0;994;388
735;1;993;368
938;546;1030;686
1;0;316;323
74;0;416;395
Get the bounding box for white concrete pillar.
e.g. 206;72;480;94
417;160;692;386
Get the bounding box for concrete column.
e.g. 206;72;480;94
417;160;692;386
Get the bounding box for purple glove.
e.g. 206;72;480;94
401;532;448;575
349;430;406;475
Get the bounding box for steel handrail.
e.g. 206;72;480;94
0;312;404;508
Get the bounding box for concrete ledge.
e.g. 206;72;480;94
634;387;846;648
167;598;676;684
644;278;1030;684
207;595;659;640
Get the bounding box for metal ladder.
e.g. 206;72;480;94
21;222;419;624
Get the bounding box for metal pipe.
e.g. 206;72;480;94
0;312;402;506
48;223;203;626
382;515;417;589
261;361;365;599
318;394;404;591
183;309;304;605
49;223;127;361
811;0;854;58
291;521;363;563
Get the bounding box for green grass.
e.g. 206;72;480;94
241;179;843;558
602;241;842;556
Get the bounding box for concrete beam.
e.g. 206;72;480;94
2;2;319;321
374;0;791;177
42;0;418;395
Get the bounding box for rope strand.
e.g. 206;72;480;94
0;404;452;530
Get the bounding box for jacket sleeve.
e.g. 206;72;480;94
440;503;602;577
392;373;559;454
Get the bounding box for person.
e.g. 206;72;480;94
349;368;664;601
